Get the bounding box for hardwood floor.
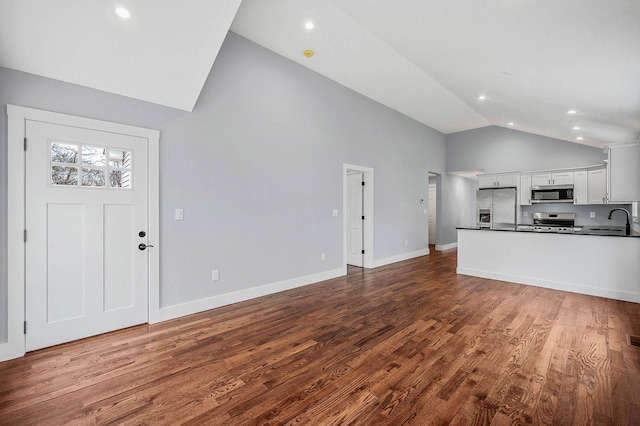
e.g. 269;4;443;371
2;249;640;425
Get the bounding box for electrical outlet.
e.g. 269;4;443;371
523;211;528;217
590;212;596;218
211;270;220;281
332;209;338;217
321;253;326;261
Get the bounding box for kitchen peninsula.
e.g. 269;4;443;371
457;227;640;303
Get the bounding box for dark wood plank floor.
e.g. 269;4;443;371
2;249;640;425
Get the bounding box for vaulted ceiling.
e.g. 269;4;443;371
1;0;639;148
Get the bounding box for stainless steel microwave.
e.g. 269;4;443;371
531;185;574;203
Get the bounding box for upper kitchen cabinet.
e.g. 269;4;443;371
479;173;519;188
587;167;607;204
531;171;574;186
574;170;588;205
607;141;640;202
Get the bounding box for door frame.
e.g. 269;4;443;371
2;105;160;361
343;164;374;268
346;171;364;267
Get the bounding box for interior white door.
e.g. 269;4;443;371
25;120;149;351
347;173;364;267
428;184;437;245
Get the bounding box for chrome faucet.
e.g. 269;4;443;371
608;208;631;235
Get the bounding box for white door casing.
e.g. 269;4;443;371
342;164;373;269
347;173;364;267
25;121;149;351
2;105;160;361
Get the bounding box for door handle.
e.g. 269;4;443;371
138;243;154;251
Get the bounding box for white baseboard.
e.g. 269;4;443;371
456;267;640;304
154;267;346;323
435;242;457;251
372;249;429;268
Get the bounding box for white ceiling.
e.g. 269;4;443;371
1;0;639;148
0;0;242;112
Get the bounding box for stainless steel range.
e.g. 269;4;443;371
527;212;580;233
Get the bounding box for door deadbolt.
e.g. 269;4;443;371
138;243;154;251
139;231;146;237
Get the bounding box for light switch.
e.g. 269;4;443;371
590;212;596;218
175;209;184;221
332;209;338;217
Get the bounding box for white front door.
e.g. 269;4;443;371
347;173;364;267
25;120;149;351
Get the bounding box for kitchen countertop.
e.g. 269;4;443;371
457;225;640;238
457;227;640;304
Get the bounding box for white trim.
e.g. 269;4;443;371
2;105;160;361
456;267;640;304
4;106;26;361
156;267;346;322
435;242;458;251
372;249;429;268
343;164;374;268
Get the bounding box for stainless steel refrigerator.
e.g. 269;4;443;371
476;187;517;229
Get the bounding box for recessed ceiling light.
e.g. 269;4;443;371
572;126;581;130
478;95;486;101
576;136;584;141
567;109;577;115
115;6;132;19
305;21;314;30
508;122;515;126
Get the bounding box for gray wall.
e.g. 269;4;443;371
444;174;478;232
446;126;606;174
0;32;448;340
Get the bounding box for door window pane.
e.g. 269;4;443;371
51;143;78;164
109;149;132;169
82;168;106;187
109;170;131;188
52;166;78;186
82;146;106;166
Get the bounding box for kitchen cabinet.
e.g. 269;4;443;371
520;174;531;205
607;142;640;202
531;171;574;186
573;170;588;204
478;173;519;188
588;167;607;204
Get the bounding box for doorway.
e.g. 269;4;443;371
343;164;374;270
347;172;364;267
428;172;440;251
3;105;160;360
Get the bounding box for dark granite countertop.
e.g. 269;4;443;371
457;225;640;238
